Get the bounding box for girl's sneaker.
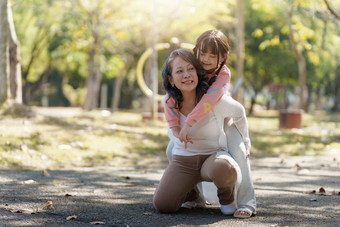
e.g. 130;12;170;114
220;203;236;215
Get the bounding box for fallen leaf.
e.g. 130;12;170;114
142;169;148;174
43;201;54;210
42;170;50;177
116;176;131;181
66;215;77;220
319;187;326;194
294;163;301;170
297;169;310;175
10;209;34;214
90;221;106;225
331;191;339;196
23;179;36;184
94;189;105;194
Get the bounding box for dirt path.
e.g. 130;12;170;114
1;154;339;227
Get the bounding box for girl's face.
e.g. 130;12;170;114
168;56;198;93
199;49;224;73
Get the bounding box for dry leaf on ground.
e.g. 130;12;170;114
66;215;77;220
23;179;36;184
90;221;106;225
319;187;326;194
307;187;339;196
42;201;54;210
42;170;50;177
10;209;35;214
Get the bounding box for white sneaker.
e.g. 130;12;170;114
221;203;237;215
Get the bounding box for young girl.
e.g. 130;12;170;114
164;30;256;218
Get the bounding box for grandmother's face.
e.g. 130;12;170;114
168;56;198;93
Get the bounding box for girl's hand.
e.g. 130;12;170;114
179;123;193;149
245;149;250;158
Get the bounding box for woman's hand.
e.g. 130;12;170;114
179;123;193;149
171;126;181;139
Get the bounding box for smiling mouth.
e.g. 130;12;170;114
182;80;194;85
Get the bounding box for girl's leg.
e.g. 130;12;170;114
200;153;237;205
221;96;251;150
153;155;201;213
225;123;256;213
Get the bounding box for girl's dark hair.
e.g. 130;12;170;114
193;30;230;85
162;49;209;110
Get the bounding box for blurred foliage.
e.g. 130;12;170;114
9;0;340;111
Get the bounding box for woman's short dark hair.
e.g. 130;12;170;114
162;49;209;110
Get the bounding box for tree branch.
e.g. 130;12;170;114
324;0;340;21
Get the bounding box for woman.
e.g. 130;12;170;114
164;30;256;218
153;49;242;214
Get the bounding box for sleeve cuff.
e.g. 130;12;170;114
184;118;196;127
168;120;179;128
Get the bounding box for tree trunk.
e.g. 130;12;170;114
234;0;245;103
111;56;132;112
324;0;340;21
111;55;134;112
306;84;313;113
248;91;257;115
0;0;9;104
286;6;307;111
83;46;101;110
314;85;321;110
112;74;123;112
332;68;340;112
332;88;340;112
8;1;22;103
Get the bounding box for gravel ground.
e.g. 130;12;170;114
1;154;340;227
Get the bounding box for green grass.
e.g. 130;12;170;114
0;107;339;170
248;110;340;157
0;109;169;170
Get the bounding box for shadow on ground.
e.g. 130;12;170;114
1;155;340;227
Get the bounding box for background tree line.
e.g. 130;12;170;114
0;0;340;113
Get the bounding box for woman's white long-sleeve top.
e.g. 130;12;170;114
168;94;249;155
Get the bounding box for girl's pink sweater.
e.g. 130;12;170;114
164;66;230;128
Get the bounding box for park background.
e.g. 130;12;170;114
0;0;340;169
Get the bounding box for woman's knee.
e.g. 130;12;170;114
211;159;237;186
153;194;179;213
